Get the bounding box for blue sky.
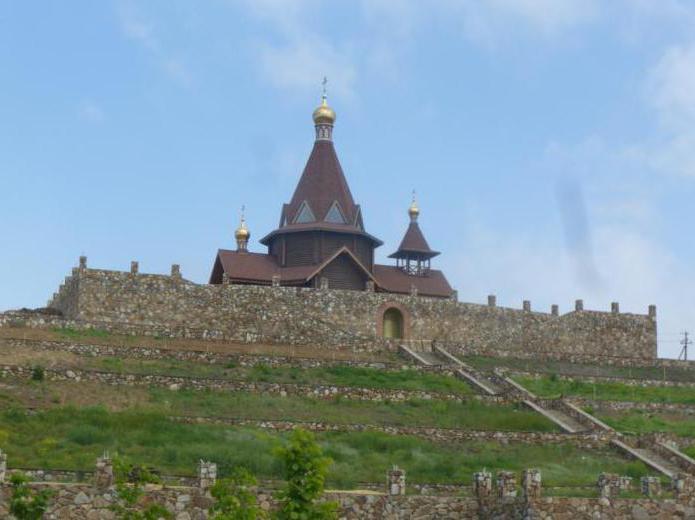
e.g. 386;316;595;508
2;1;695;357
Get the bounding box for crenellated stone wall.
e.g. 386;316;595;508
16;263;658;362
1;461;694;519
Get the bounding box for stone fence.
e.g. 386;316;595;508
1;452;694;519
0;363;481;403
168;416;613;448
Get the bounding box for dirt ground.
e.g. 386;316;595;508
0;326;397;362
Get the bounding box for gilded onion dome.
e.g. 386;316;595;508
234;220;250;241
408;192;420;221
235;207;250;252
312;95;336;125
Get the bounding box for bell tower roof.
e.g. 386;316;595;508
389;195;439;260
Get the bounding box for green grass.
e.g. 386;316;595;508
92;358;473;395
0;406;651;489
149;388;554;431
463;355;695;383
53;327;112;340
596;409;695;438
514;375;695;405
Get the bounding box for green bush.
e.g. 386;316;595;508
110;457;171;520
9;473;53;520
30;366;45;382
275;429;337;520
209;468;268;520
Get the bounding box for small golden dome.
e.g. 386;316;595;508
235;220;250;241
313;96;336;125
408;194;419;220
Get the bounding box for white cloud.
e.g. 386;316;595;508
257;37;357;100
117;2;192;87
648;43;695;129
640;42;695;177
452;207;690;358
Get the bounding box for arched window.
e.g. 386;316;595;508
383;307;404;339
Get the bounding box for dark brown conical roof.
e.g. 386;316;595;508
283;140;358;226
389;203;440;260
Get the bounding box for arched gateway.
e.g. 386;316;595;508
382;307;404;339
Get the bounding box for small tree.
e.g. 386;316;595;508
110;458;172;520
9;473;53;520
209;467;268;520
275;429;337;520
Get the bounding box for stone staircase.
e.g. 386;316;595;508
612;439;682;479
522;399;587;434
399;341;695;479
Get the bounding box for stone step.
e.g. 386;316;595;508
633;448;682;477
416;351;452;366
543;408;587;433
522;399;587;433
433;345;503;395
611;439;679;478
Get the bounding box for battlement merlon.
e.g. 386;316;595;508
35;261;658;362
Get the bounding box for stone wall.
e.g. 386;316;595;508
38;264;657;361
1;472;693;519
0;363;466;403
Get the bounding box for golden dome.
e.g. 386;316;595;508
408;195;420;220
235;220;250;241
312;96;336;125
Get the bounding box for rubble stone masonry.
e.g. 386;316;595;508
23;265;658;361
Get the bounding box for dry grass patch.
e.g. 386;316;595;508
0;326;398;363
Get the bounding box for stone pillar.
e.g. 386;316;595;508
450;290;458;301
641;476;661;497
551;304;559;316
171;264;181;279
222;272;230;285
320;277;329;290
672;474;695;500
198;461;217;491
387;465;406;496
79;255;87;269
648;305;657;318
487;295;496;307
410;284;418;297
94;455;114;489
272;275;281;287
522;469;541;499
473;471;493;500
597;473;620;498
523;300;531;312
365;280;375;292
575;299;584;311
496;471;517;498
611;302;620;314
619;476;632;491
130;261;139;274
0;449;6;483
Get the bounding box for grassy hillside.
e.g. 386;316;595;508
595;409;695;438
514;375;695;404
0;406;649;488
0;379;554;431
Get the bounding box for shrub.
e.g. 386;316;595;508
275;429;337;520
9;472;53;520
209;467;268;520
30;366;45;382
110;458;171;520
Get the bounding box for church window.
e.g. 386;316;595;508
324;201;346;224
294;201;316;223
